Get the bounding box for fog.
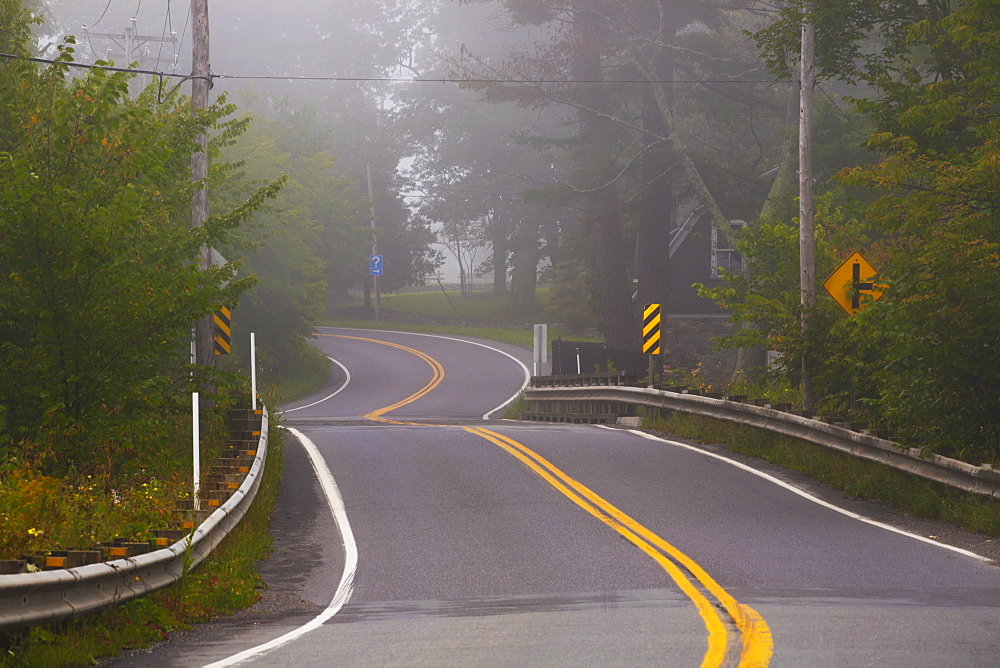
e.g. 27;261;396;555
35;1;790;332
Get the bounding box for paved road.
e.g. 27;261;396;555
115;327;1000;667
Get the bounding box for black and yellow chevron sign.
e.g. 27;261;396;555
642;303;661;354
213;306;231;355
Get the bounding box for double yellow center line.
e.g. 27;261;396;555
322;333;773;666
322;334;446;425
466;426;772;667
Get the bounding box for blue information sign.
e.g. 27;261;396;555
369;255;383;276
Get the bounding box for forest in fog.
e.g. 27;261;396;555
5;0;999;459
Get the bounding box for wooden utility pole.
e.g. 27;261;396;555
799;5;816;409
191;0;214;366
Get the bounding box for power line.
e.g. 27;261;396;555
85;0;115;28
214;74;779;85
0;52;783;86
154;0;169;71
0;52;201;81
176;3;191;65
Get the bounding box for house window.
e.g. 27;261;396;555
711;219;745;278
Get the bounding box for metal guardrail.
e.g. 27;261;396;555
522;384;1000;499
0;406;270;632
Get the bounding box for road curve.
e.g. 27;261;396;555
112;328;1000;667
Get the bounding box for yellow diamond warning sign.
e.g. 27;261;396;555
823;251;886;316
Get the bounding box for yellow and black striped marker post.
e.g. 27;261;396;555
214;307;231;355
642;303;662;354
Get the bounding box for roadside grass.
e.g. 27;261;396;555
0;467;185;560
1;419;286;667
272;344;333;405
0;394;239;562
340;286;551;321
504;395;531;420
641;410;1000;538
322;317;600;349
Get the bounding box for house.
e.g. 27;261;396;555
665;209;745;315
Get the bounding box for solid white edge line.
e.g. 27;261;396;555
205;429;359;667
317;326;530;420
282;356;352;413
594;425;992;564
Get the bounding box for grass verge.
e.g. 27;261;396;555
643;410;1000;538
342;286;551;321
322;317;600;349
272;344;333;406
1;421;286;667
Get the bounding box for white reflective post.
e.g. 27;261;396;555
251;332;257;411
192;392;201;511
533;324;548;377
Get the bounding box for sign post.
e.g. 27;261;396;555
823;251;885;410
369;254;383;322
643;304;662;388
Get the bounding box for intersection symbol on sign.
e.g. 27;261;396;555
823;251;885;316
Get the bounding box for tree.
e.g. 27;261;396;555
0;35;281;478
449;1;787;349
216;101;369;377
737;0;1000;458
839;0;1000;455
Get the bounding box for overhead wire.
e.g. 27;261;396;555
175;3;191;69
85;0;115;28
0;51;783;86
154;0;170;72
213;74;779;85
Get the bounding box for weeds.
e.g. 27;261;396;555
0;422;285;667
504;395;530;420
644;411;1000;537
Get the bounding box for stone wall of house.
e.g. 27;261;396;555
660;316;736;387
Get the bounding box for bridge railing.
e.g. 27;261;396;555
522;383;1000;499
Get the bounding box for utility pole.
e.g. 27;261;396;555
367;163;381;322
799;4;816;410
191;0;214;367
82;20;177;96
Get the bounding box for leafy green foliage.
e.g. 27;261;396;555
216;102;368;380
0;465;181;558
697;199;875;409
1;423;286;667
837;0;1000;458
749;0;925;85
725;0;1000;461
0;34;280;480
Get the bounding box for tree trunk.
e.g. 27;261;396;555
490;207;508;294
733;84;801;381
573;1;638;351
634;87;675;312
508;226;539;309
